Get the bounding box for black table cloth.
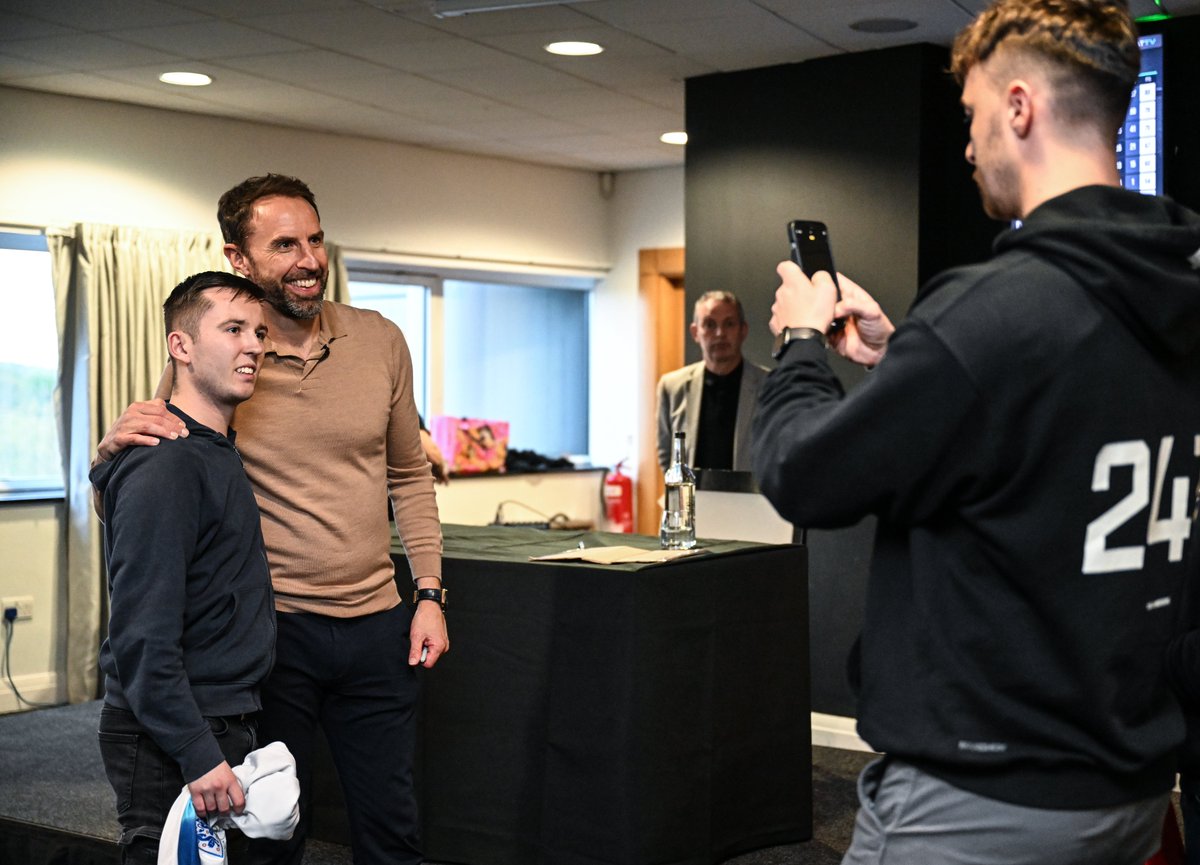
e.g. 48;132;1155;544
312;524;811;865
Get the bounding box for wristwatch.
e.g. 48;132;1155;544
414;587;448;611
772;326;828;360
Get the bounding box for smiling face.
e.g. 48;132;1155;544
226;194;328;320
962;62;1021;222
173;288;267;410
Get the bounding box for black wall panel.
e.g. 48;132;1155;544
684;43;998;718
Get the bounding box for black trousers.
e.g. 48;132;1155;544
97;705;258;865
247;603;422;865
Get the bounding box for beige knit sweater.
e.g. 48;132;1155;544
158;301;442;616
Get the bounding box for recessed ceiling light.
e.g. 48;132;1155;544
849;18;918;33
159;71;212;87
545;41;603;56
660;132;687;146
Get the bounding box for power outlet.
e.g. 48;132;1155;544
2;595;33;621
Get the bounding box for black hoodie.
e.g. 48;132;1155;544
92;404;275;782
754;185;1200;809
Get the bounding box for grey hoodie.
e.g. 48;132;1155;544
92;404;275;782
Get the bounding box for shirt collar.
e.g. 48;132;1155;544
262;300;348;357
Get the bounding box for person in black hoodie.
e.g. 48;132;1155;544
92;271;275;864
1166;520;1200;863
753;1;1200;863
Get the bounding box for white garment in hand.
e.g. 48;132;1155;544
157;741;300;864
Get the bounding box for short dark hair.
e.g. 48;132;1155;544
217;174;320;248
163;271;265;342
694;291;746;325
950;0;1139;136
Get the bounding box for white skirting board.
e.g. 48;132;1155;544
811;712;876;753
0;672;62;715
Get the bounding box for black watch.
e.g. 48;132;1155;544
414;587;447;611
772;326;828;360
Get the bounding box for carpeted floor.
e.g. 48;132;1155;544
0;700;872;865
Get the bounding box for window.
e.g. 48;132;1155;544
0;232;64;499
349;262;591;459
348;275;431;417
443;280;588;457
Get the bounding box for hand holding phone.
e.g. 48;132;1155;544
787;220;845;332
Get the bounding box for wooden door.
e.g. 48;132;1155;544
637;247;685;536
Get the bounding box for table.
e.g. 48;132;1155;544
314;524;811;865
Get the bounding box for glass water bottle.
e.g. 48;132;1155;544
660;431;696;549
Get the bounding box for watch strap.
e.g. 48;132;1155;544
414;587;448;610
772;326;828;360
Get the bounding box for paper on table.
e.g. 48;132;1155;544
530;545;704;564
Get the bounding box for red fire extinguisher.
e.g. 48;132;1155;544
603;460;634;533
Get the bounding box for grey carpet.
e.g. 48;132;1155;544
0;701;871;865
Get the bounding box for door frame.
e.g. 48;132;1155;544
637;247;685;536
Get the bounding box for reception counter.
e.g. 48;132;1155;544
315;524;811;865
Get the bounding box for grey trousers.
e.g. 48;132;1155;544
841;757;1168;865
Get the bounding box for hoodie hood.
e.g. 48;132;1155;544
994;185;1200;357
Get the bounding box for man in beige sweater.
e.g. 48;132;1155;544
95;174;447;865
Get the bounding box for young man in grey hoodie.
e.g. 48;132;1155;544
92;271;275;864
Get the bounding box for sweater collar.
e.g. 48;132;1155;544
262;300;349;359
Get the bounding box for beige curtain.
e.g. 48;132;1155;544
48;225;349;703
327;241;350;304
48;224;226;703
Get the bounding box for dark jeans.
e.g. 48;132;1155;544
97;705;258;865
246;603;422;865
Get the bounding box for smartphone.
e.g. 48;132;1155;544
787;220;845;332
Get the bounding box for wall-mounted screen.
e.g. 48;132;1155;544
1118;34;1164;196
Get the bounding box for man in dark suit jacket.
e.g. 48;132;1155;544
656;291;769;472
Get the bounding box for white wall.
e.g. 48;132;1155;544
0;501;65;712
0;86;612;265
0;85;684;709
590;166;685;471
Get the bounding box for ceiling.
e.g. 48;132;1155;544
1;0;1195;172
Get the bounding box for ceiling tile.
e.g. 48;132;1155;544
113;20;309;57
578;0;762;26
236;6;441;48
352;37;506;73
1;32;177;71
0;10;75;41
214;50;397;86
758;0;972;51
2;0;1197;173
3;0;207;31
163;0;361;14
455;113;594;140
410;3;598;37
425;56;596;99
1;69;208;107
497;83;649;116
0;52;62;79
